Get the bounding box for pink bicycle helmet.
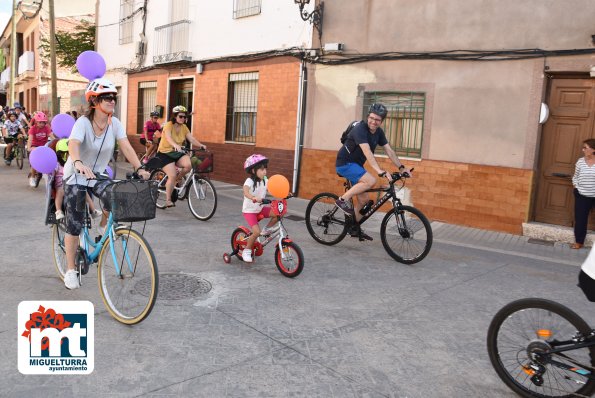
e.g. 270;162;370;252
34;112;48;123
244;154;268;173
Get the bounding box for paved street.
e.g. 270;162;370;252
0;161;593;397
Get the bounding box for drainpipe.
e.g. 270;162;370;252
292;57;307;196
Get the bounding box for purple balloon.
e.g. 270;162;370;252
105;166;114;179
76;51;106;80
51;114;76;139
30;146;58;174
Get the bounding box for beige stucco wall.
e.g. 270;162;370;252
304;0;595;169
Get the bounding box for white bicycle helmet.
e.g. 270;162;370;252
85;78;117;102
172;105;187;114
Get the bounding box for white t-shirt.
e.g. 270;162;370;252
64;116;127;186
582;246;595;280
242;177;268;213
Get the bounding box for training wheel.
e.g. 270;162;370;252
223;253;231;263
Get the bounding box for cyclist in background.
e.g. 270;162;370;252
27;112;53;187
141;111;162;162
2;110;26;165
13;103;29;130
154;105;207;208
335;103;412;240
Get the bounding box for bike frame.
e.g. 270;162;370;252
79;210;134;276
534;333;595;379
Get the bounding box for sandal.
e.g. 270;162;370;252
165;201;176;208
570;243;584;249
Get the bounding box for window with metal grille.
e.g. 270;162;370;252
119;0;134;44
233;0;261;19
137;81;157;134
226;72;259;143
363;92;425;158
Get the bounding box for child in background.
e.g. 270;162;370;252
27;112;53;187
241;154;278;263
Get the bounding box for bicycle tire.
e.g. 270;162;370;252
274;241;304;278
97;228;158;325
16;146;23;169
305;192;349;245
487;298;595;398
34;173;42;188
51;218;68;280
187;176;217;221
231;227;249;261
150;169;168;209
380;205;432;264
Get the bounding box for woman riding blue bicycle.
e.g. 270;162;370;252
62;77;149;290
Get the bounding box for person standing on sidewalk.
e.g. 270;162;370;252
334;103;411;241
571;138;595;249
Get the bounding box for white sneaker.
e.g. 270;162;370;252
261;223;280;236
91;209;102;219
29;177;36;187
64;270;80;290
55;210;64;220
242;249;253;263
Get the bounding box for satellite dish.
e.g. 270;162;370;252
539;103;549;124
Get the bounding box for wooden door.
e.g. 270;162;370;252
534;78;595;226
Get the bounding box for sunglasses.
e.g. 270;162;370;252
98;95;117;103
177;114;187;119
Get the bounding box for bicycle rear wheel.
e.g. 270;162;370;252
380;205;432;264
52;218;68;280
187;176;217;221
487;298;595;398
231;227;249;261
305;192;349;245
150;169;168;209
16;146;23;169
97;228;158;325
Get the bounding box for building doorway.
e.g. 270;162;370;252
169;78;193;131
534;76;595;226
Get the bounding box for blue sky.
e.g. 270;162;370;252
0;1;11;35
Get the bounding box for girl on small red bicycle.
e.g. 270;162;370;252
241;154;278;263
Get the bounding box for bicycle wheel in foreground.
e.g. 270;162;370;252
52;219;68;279
380;205;432;264
487;298;595;398
275;241;304;278
305;192;348;245
187;176;217;221
97;228;158;325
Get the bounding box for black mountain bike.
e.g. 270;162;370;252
305;170;432;264
487;298;595;397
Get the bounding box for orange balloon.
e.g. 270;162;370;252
267;174;290;198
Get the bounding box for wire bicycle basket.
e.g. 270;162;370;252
102;180;159;222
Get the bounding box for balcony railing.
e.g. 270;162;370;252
18;51;35;81
0;67;9;92
153;20;192;64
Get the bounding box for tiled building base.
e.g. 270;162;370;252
297;149;533;234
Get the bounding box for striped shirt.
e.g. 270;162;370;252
573;157;595;197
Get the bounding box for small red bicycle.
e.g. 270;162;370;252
223;197;304;278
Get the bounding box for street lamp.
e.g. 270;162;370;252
294;0;324;41
17;0;42;19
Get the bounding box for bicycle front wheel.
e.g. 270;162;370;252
380;205;432;264
187;176;217;221
487;298;595;398
275;241;304;278
305;192;348;245
150;169;168;209
97;228;158;325
16;146;23;169
52;219;68;280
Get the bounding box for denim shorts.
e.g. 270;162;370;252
336;163;366;185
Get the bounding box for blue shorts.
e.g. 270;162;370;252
336;163;367;185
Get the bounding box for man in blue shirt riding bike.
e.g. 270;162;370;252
335;103;412;240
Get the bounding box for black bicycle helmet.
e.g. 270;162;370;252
368;103;388;119
150;111;159;117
